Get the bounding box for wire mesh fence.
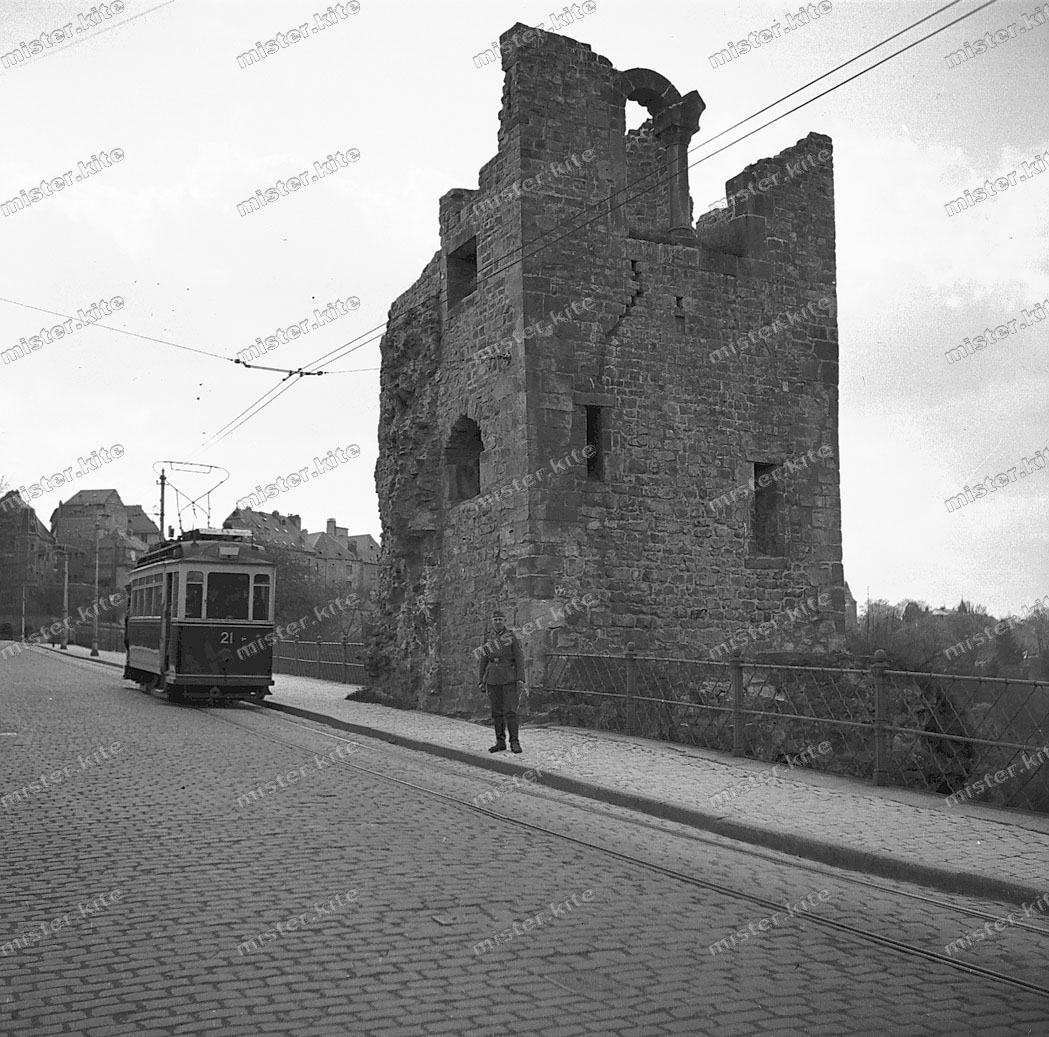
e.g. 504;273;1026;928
543;648;1049;813
883;668;1049;811
273;640;366;685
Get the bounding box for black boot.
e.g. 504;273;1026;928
489;719;507;753
507;717;522;754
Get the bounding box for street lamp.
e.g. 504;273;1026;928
91;522;100;657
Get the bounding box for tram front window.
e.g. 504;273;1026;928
206;573;250;620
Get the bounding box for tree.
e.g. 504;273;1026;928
1013;607;1049;679
265;546;370;642
267;547;334;629
995;624;1025;670
851;598;998;673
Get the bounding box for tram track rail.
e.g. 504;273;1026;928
205;704;1049;1000
24;645;1049;1001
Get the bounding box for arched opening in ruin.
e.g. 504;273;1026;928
624;100;650;133
616;69;705;239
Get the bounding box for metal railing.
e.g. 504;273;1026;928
273;639;366;685
543;646;1049;814
45;620;126;653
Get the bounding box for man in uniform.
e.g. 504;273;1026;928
477;609;525;753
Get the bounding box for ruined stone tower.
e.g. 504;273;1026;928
372;24;845;710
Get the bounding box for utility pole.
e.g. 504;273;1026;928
20;505;27;638
61;549;69;649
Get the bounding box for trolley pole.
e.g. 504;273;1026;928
159;468;166;541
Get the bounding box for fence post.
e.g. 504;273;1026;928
625;642;637;733
872;649;889;787
316;637;322;680
731;650;745;757
341;636;348;684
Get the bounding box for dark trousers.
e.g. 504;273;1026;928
487;683;520;744
487;683;519;724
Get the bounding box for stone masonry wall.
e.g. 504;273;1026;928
371;24;844;712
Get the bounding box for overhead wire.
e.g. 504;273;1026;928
294;0;989;381
0;294;231;361
191;371;306;457
4;0;982;411
200;0;996;447
297;0;984;379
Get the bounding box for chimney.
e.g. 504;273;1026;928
327;518;337;536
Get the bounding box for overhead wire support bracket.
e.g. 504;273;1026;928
233;359;327;377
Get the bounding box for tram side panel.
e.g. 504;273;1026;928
126;617;163;681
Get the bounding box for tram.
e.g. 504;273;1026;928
123;527;276;703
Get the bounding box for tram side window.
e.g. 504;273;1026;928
186;572;204;619
252;574;271;622
207;572;250;620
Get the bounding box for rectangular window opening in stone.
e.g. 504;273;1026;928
752;462;780;556
447;236;478;309
445;416;483;504
585;406;604;480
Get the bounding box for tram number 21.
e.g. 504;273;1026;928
220;631;234;645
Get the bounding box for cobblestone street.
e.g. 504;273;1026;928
3;649;1048;1036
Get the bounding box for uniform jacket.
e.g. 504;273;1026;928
478;630;525;686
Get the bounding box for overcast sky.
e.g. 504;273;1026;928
0;0;1045;617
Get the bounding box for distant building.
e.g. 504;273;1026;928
223;509;379;598
126;505;162;549
323;520;379;597
903;601;926;624
50;490;148;597
343;529;380;565
0;491;55;635
223;508;309;551
303;530;356;584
